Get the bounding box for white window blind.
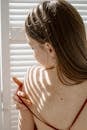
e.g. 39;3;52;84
0;0;87;130
0;1;11;130
0;1;2;129
9;1;40;130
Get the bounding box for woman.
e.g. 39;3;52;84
13;0;87;130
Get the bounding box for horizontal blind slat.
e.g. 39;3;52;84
9;3;38;9
9;9;31;15
68;0;87;4
10;0;41;2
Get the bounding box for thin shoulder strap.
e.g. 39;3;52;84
18;95;87;130
18;95;60;130
69;98;87;130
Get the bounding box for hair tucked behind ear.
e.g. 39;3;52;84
25;0;87;86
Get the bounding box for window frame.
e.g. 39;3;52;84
0;0;11;130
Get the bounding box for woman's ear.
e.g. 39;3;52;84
44;42;56;57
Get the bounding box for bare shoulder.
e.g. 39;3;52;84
25;65;45;80
23;65;46;103
24;65;50;86
24;65;43;82
33;81;87;130
23;66;87;130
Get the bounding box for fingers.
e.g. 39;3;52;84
13;92;32;111
17;91;25;97
17;90;29;99
15;101;28;110
12;77;32;110
20;97;32;106
12;77;23;93
17;92;32;105
12;77;23;87
13;94;22;104
13;95;30;110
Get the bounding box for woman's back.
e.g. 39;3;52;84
24;65;87;130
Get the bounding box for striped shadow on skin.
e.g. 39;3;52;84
24;65;53;113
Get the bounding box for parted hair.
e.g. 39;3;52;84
25;0;87;86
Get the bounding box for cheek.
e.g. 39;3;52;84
33;48;48;65
34;50;43;61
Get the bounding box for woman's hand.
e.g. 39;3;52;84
12;77;32;111
12;77;35;130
